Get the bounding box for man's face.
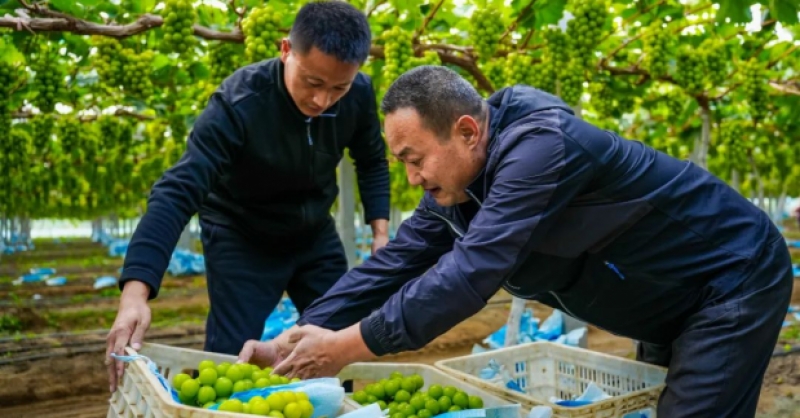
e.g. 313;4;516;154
280;39;361;117
385;108;487;207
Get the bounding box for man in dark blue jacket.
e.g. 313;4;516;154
105;1;390;392
237;66;793;417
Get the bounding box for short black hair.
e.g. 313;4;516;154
289;1;372;64
381;65;487;139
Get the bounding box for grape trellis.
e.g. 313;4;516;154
0;0;798;225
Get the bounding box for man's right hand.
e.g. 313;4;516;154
106;281;151;393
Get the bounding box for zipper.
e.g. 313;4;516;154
425;209;466;238
604;261;625;279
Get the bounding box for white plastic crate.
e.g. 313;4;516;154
434;342;667;418
107;342;361;418
336;362;527;417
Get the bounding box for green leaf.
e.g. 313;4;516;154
50;0;81;16
533;0;566;29
0;0;21;11
152;54;172;71
770;0;799;24
188;62;210;79
716;0;753;24
80;0;102;6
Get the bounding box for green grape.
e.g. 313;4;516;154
565;0;609;69
641;22;671;79
382;26;414;86
31;44;64;113
502;52;533;87
559;59;584;106
741;58;767;121
543;28;569;71
209;42;245;85
529;61;556;94
242;5;284;63
170;114;188;148
675;46;705;94
120;49;156;99
0;62;13;145
92;36;125;89
479;59;506;91
98;116;123;151
161;0;197;55
119;120;134;150
408;50;441;70
469;8;505;59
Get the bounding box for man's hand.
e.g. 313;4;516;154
237;328;298;368
370;219;390;254
106;281;151;393
272;323;376;380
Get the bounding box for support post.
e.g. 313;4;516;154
337;157;358;269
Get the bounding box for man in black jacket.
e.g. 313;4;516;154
105;1;390;392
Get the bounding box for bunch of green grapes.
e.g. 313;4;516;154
543;28;569;71
5;129;31;175
0;62;12;142
469;8;505;59
566;0;609;69
411;50;441;67
701;39;727;88
92;36;125;89
161;0;197;55
120;49;156;99
674;46;706;94
97;115;123;150
382;26;414;85
209;42;244;85
641;22;672;79
58;117;81;158
242;5;284;63
146;119;169;151
528;61;556;94
559;59;584;106
588;82;614;117
480;59;506;91
32;114;55;153
741;58;768;121
662;89;686;117
31;45;64;113
503;52;533;86
119;120;134;150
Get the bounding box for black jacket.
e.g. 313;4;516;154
120;58;390;298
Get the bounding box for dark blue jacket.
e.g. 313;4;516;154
296;85;776;356
119;58;390;299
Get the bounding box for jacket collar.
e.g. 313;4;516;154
276;59;340;121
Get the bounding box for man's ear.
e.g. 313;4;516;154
455;115;480;147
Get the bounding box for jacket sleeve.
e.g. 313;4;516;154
359;116;596;356
296;198;454;330
347;77;390;223
118;93;246;299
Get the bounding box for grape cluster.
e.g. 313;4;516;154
161;0;197;55
0;62;14;143
589;82;613;116
209;42;244;85
566;0;609;69
714;120;749;168
92;36;125;89
502;52;533;87
242;5;284;63
120;49;156;99
741;58;767;121
661;90;684;118
700;39;727;87
32;45;64;114
559;59;585;106
382;26;414;85
469;8;505;59
58;117;81;157
543;28;569;71
641;22;672;79
675;47;705;94
32;114;55;153
528;62;556;94
350;371;485;416
480;59;506;91
97;116;123;151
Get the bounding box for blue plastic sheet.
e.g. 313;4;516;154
261;298;299;341
94;230;205;276
481;309;569;351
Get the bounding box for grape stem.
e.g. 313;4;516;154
413;0;445;41
769;81;800;96
500;0;538;42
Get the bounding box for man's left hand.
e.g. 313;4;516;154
272;325;347;379
371;233;389;254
